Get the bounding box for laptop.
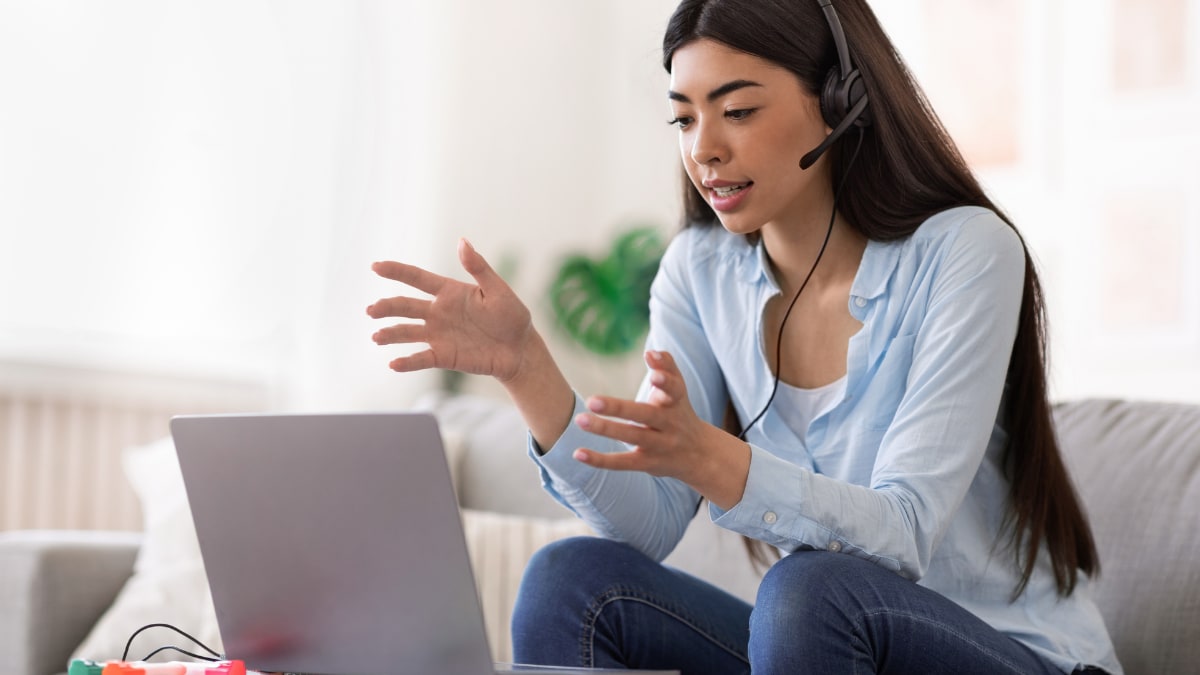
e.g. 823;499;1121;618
170;412;678;675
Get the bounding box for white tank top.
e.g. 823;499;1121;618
773;375;847;440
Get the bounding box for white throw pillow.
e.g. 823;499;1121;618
70;437;222;662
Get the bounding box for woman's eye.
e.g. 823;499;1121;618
668;116;694;129
726;108;756;121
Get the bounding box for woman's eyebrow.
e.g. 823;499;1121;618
668;79;763;104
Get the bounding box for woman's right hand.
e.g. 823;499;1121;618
368;238;534;382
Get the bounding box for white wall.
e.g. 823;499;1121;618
0;1;446;410
0;0;685;410
1;0;1196;409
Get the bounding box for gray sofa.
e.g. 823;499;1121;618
2;398;1197;675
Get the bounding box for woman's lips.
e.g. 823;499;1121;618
708;182;753;212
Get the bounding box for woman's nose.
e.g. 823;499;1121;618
689;120;727;165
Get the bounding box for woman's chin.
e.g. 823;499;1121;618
714;214;762;237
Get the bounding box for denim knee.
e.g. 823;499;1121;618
753;551;854;623
749;551;1065;675
749;551;866;668
523;536;634;578
515;537;598;617
513;536;756;671
517;536;644;603
511;537;647;655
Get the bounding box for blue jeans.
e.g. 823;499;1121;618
511;537;1065;675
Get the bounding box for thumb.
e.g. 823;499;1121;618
458;238;503;289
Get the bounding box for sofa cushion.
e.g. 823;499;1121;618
0;530;140;675
421;393;575;519
1054;399;1200;675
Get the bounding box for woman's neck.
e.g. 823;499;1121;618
760;215;867;297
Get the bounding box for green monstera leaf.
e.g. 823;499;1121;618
548;226;666;355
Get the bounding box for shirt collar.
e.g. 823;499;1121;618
850;238;902;301
725;234;767;284
734;233;902;300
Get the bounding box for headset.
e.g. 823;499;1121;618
737;0;870;440
799;0;871;170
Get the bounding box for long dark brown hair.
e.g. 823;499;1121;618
663;0;1097;598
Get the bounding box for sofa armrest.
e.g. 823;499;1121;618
0;530;141;675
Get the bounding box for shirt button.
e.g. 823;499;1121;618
762;511;778;524
828;541;843;553
854;297;867;308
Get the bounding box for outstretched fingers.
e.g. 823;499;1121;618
388;350;438;373
574;401;656;446
571;350;699;476
371;260;447;295
457;238;507;294
366;295;430;320
572;446;651;473
372;322;427;346
570;396;661;473
645;350;687;406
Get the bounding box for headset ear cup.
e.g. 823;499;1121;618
845;71;870;127
820;67;843;129
821;67;871;131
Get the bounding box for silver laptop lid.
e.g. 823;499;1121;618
171;412;494;675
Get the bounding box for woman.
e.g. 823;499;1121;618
367;0;1121;673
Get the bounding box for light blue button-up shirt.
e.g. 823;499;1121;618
529;206;1121;674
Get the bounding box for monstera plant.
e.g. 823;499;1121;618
548;226;666;356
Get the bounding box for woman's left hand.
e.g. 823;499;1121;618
571;350;751;510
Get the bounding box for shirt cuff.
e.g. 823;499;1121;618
710;443;837;552
525;392;619;509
